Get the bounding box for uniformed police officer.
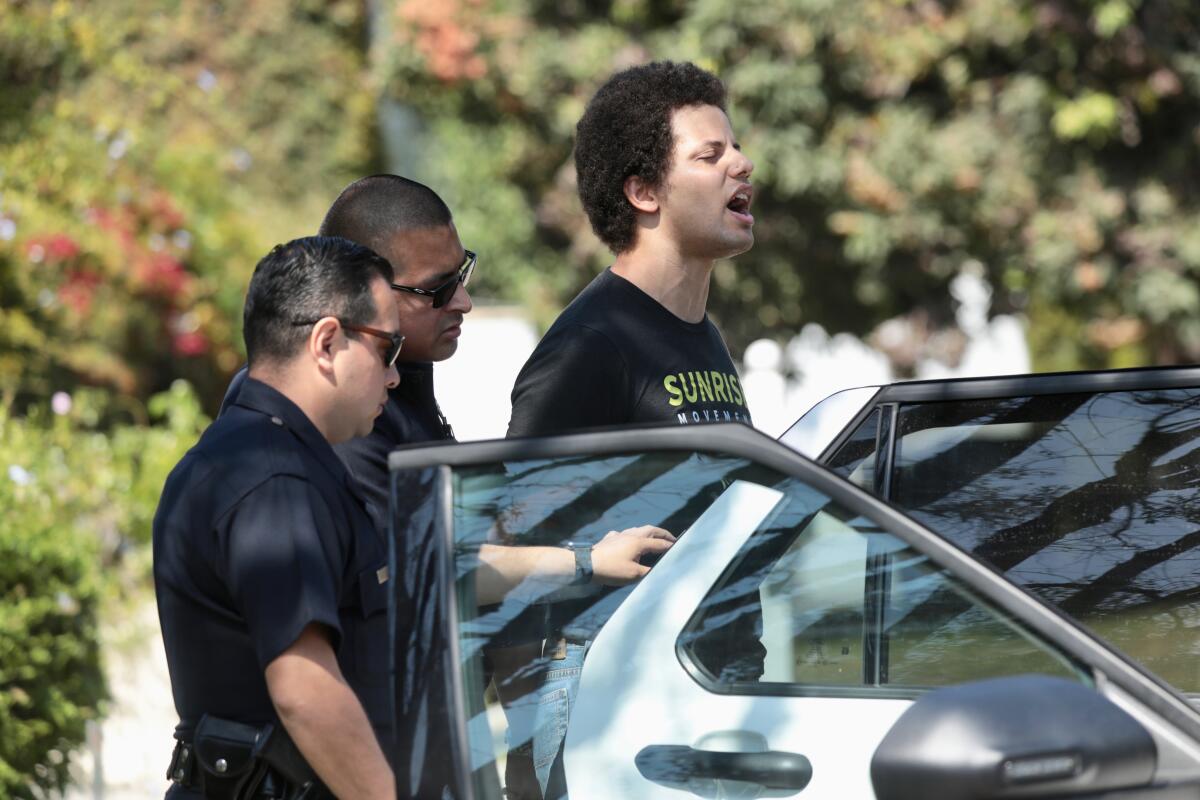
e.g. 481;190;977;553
153;236;403;799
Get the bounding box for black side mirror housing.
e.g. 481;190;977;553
871;675;1156;800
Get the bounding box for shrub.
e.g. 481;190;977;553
0;381;207;797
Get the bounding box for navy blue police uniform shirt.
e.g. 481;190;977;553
333;361;455;531
221;362;454;535
154;377;391;749
507;268;752;438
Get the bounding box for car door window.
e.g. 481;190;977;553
678;498;1084;694
823;407;880;489
872;388;1200;694
449;450;783;795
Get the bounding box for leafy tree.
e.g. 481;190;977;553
1;0;375;416
377;0;1200;373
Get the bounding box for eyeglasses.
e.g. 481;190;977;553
292;319;405;367
391;249;476;308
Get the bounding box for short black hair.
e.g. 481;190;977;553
575;61;727;254
318;174;453;263
243;236;394;367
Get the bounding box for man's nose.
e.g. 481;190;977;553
446;281;473;314
385;362;400;389
731;149;754;180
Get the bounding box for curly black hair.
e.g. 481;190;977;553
574;61;727;254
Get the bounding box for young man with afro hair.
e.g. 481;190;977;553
504;60;760;800
508;60;756;439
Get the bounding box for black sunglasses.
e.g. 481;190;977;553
391;249;476;308
291;319;405;367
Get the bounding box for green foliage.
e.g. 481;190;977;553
378;0;1200;370
0;382;207;796
1;0;374;416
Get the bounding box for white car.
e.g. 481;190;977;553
385;365;1200;800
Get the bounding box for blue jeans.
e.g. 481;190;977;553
533;642;586;799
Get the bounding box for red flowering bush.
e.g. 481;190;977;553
1;0;372;419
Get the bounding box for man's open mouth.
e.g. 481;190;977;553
727;186;754;220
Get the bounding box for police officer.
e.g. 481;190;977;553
220;175;469;529
319;175;472;527
153;236;402;799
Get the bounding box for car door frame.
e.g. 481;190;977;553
387;422;1200;800
816;364;1200;475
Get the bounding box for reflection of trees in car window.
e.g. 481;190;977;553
454;451;784;645
886;389;1200;691
449;451;789;794
678;489;1082;692
825;408;879;489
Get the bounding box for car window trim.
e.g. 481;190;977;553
814;367;1200;463
872;365;1200;404
814;388;886;464
388;423;1200;758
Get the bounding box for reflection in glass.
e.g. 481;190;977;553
680;499;1081;690
449;449;1084;797
888;389;1200;693
824;408;879;489
452;452;778;797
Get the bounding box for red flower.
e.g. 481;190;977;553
137;252;193;299
58;270;101;315
88;207;137;251
172;330;209;357
45;234;80;261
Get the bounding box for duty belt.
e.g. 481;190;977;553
166;715;332;800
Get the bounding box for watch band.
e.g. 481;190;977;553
565;542;594;586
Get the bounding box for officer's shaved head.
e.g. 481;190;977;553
319;175;452;271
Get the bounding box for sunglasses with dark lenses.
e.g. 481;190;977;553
391;249;476;308
292;319;405;367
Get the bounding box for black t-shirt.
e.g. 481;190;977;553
503;268;764;677
507;268;752;437
153;378;391;747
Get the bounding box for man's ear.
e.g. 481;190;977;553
623;175;660;215
308;317;341;374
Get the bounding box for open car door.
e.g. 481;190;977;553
387;424;1200;800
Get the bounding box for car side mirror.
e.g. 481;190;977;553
870;675;1156;800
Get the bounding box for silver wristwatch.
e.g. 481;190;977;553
564;541;594;585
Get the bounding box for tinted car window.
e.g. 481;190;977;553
449;451;785;795
679;500;1082;691
824;408;879;490
882;389;1200;692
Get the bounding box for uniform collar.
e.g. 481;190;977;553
233;377;366;503
392;361;454;440
392;361;434;401
399;361;434;376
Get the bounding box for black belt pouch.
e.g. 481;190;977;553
193;714;270;799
